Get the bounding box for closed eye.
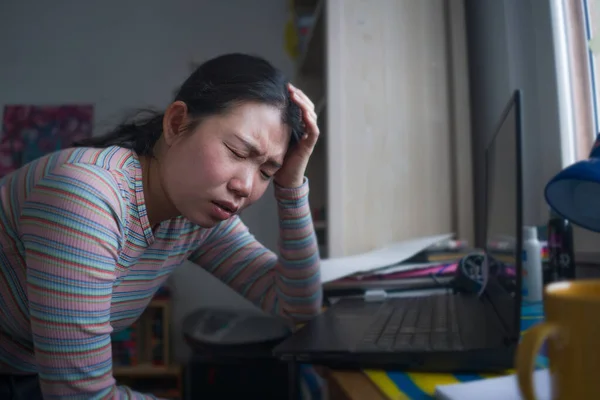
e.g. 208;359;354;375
226;145;246;159
260;171;273;180
226;143;275;180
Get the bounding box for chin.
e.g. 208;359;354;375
183;212;225;229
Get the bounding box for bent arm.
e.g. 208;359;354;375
189;178;322;321
20;165;157;399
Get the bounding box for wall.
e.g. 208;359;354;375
465;0;566;245
0;0;292;362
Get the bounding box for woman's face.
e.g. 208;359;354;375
159;101;290;228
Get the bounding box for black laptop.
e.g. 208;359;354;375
273;90;524;372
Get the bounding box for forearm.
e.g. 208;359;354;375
272;178;322;320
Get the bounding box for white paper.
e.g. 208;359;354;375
434;369;550;400
320;234;453;283
370;261;446;276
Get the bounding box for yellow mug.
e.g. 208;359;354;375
516;280;600;399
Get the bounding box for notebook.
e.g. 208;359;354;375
434;369;550;400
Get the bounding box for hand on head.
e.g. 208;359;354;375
274;83;320;189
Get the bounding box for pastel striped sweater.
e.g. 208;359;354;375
0;145;322;399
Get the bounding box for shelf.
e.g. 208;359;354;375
113;364;181;377
295;0;325;78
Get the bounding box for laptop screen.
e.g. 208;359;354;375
483;90;523;339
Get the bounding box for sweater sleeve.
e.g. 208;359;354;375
19;164;157;400
189;178;322;322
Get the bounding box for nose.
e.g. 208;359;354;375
228;170;253;198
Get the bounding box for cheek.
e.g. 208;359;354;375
163;141;231;192
196;152;231;185
245;181;271;206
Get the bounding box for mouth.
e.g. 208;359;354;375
211;200;239;215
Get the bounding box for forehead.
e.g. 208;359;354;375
226;102;290;155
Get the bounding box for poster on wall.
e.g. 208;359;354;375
0;104;93;177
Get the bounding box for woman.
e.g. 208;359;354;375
0;53;322;399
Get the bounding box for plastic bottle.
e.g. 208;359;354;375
547;211;576;281
522;226;543;302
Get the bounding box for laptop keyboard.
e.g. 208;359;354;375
356;294;463;352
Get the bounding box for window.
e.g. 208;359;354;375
551;0;596;163
584;0;599;134
570;0;597;159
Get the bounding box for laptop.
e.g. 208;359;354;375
273;90;524;372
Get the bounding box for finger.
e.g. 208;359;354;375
303;116;320;141
296;91;315;111
297;100;317;128
301;110;318;131
291;91;314;113
305;106;318;125
290;88;315;111
303;121;320;147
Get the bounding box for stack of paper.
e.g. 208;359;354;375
320;234;454;283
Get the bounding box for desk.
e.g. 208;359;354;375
322;302;546;400
327;370;387;399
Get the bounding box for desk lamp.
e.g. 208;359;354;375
545;134;600;233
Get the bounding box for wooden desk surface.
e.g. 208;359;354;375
326;370;387;400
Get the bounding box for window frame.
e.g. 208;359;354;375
561;0;595;161
583;0;599;135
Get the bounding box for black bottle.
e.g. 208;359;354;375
547;212;576;282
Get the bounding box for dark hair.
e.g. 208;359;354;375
76;53;302;156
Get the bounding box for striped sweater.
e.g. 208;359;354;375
0;146;322;399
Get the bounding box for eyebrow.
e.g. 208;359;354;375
236;135;282;168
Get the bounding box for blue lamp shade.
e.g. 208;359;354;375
545;134;600;233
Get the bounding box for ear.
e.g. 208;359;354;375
162;100;189;147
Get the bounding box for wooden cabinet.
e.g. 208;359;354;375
291;0;473;258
